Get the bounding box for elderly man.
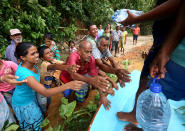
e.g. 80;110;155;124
60;40;110;108
5;29;23;64
92;36;130;87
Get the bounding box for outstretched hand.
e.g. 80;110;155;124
116;69;131;87
150;52;169;78
120;10;137;26
1;75;27;85
99;96;111;110
66;65;80;74
64;80;85;91
90;76;109;92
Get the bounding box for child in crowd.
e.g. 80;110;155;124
69;41;77;54
38;46;79;114
41;33;61;61
0;59;17;107
12;42;84;130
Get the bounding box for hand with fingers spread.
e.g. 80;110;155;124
0;75;27;85
115;69;131;87
66;65;80;74
120;10;138;26
99;95;111;110
90;76;109;92
63;80;85;91
150;51;169;79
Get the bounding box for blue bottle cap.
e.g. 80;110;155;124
149;76;162;93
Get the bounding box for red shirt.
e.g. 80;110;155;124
60;52;98;83
133;27;140;35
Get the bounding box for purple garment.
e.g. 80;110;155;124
5;40;17;64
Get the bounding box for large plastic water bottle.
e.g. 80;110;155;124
136;76;171;131
112;9;143;25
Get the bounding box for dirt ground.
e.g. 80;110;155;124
47;36;153;128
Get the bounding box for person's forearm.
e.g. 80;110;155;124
109;57;118;68
44;85;69;97
70;72;91;84
47;63;66;71
159;0;185;56
134;0;180;23
97;62;117;74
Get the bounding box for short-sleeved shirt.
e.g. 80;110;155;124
5;40;18;64
170;37;185;68
0;60;17;92
40;61;54;86
86;35;97;49
112;30;122;42
60;52;98;83
98;29;104;38
133;27;140;35
12;63;40;106
69;47;77;54
92;46;112;60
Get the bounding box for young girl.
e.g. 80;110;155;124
12;42;84;130
41;33;61;60
38;46;79;114
69;41;77;54
0;59;17;106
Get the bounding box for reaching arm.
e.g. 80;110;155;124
27;76;84;97
70;72;109;91
121;0;181;26
150;0;185;78
47;64;79;74
95;59;117;74
108;56;118;68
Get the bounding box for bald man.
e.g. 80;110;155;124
60;41;110;108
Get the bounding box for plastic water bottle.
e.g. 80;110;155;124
136;76;171;131
112;9;143;25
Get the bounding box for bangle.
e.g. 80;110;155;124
0;76;5;83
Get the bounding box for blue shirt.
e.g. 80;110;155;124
5;40;18;64
12;63;40;106
170;37;185;68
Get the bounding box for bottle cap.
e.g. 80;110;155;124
149;75;162;93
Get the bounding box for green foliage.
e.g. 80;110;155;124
40;118;50;128
59;97;76;119
2;120;20;131
122;59;131;70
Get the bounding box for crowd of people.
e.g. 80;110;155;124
1;0;185;130
0;24;131;130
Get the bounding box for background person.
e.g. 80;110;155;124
5;29;23;64
132;24;140;45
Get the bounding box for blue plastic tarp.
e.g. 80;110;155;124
89;70;185;131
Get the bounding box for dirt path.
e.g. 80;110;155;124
124;35;153;53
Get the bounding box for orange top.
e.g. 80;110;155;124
133;27;140;35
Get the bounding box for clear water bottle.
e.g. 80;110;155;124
112;9;143;24
136;76;171;131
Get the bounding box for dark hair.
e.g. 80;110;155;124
69;40;75;46
87;23;96;30
44;32;53;40
15;42;34;59
97;36;109;46
38;46;49;58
